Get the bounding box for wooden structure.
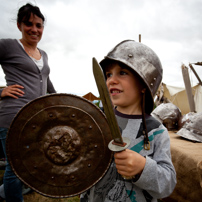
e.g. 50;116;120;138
82;92;100;102
181;64;196;112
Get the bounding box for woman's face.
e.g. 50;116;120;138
17;13;44;46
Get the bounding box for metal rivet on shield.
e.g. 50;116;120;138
72;114;75;117
49;113;53;117
89;125;92;129
32;125;36;129
128;54;133;58
150;83;153;86
88;164;91;167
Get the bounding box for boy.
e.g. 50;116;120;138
80;40;176;202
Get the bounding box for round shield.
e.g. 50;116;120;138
6;94;113;198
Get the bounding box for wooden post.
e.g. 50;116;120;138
139;34;141;43
181;64;196;112
189;63;202;86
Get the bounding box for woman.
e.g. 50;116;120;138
0;3;56;202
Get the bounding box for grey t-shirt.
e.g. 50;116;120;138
80;109;176;202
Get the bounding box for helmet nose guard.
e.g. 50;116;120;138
100;40;163;114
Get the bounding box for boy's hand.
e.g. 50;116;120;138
1;84;24;99
114;149;146;177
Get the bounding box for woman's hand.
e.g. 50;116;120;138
1;84;24;99
114;149;146;177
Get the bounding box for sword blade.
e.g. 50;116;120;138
92;57;124;146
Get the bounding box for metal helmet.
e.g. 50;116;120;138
177;112;202;142
100;40;163;114
151;103;182;131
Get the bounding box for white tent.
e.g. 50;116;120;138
157;83;202;115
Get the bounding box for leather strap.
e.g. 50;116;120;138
141;89;150;150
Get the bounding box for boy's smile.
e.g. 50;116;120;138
105;63;143;114
110;88;123;96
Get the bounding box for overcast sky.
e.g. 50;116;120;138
0;0;202;97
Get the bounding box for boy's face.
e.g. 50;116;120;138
105;63;143;114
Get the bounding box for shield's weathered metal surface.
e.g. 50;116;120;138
6;94;113;198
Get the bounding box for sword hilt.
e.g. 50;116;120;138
108;137;130;152
108;137;134;179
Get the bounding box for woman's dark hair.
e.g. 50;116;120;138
17;3;45;24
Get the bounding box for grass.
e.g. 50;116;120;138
0;169;80;202
23;192;80;202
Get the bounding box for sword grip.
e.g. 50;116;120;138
122;175;134;180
